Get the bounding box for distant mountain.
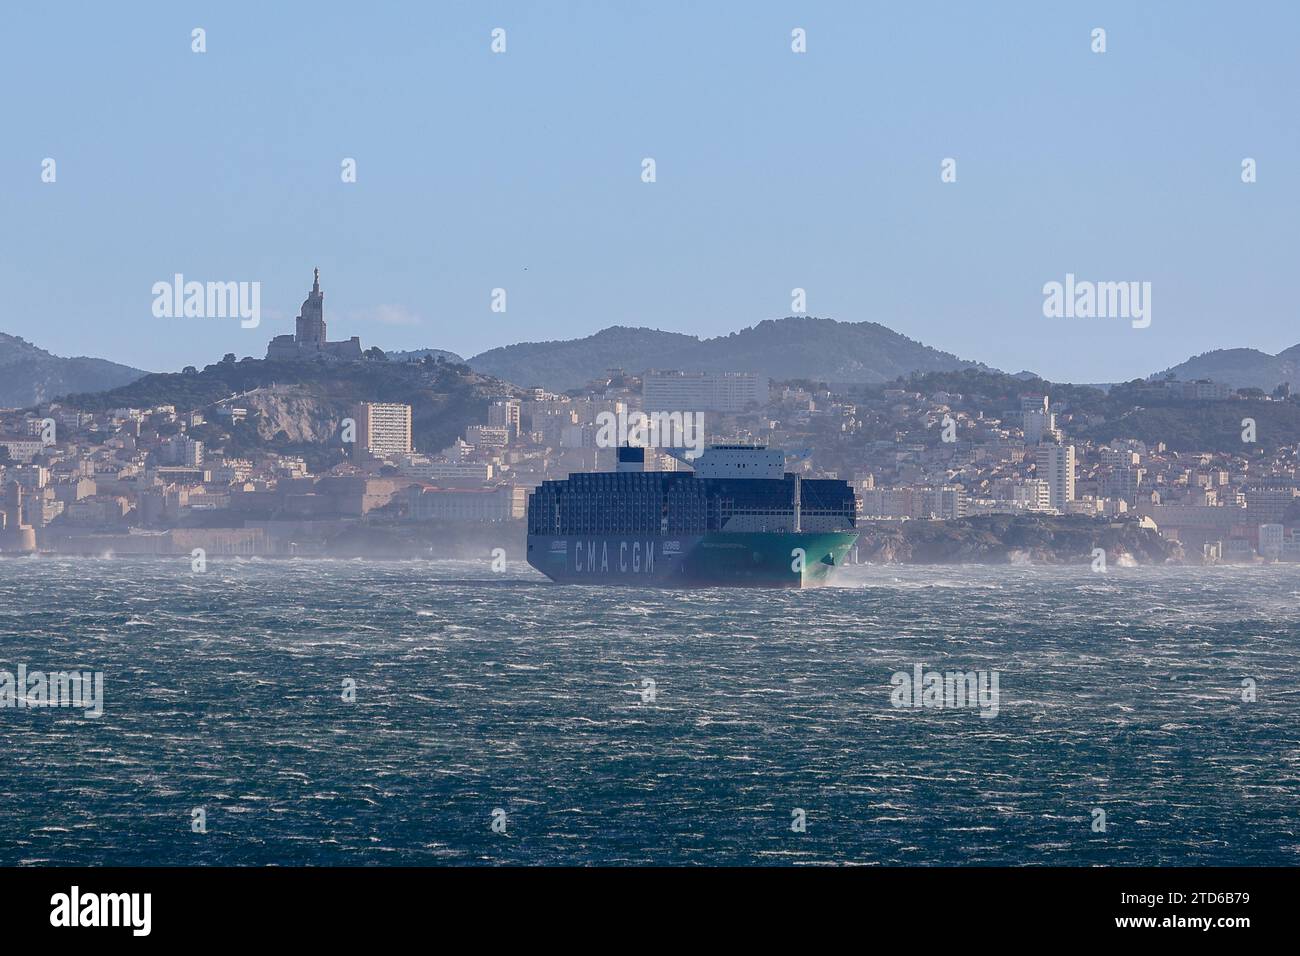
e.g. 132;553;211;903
467;317;989;391
0;333;148;408
1150;344;1300;391
468;327;699;390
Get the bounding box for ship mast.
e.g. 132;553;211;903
793;474;801;533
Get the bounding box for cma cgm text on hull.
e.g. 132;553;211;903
526;445;858;588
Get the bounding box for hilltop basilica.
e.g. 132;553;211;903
266;268;363;361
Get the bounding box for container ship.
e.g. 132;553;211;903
526;445;858;587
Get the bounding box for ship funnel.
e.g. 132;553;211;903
616;446;645;473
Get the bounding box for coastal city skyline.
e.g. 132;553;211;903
3;1;1298;382
3;259;1299;567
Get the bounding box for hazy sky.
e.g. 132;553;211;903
2;1;1296;382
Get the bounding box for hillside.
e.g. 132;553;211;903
385;347;465;364
56;355;515;457
0;333;148;407
893;369;1300;453
1150;344;1300;391
468;326;699;390
899;368;1110;416
1078;394;1300;452
467;317;988;391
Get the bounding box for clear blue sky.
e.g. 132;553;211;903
1;1;1296;382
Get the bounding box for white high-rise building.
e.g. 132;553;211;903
356;403;413;457
1011;478;1052;511
1023;409;1057;445
920;486;966;519
465;425;509;449
488;399;521;438
1101;448;1141;469
643;371;763;413
1106;465;1145;502
1020;394;1049;415
161;435;203;467
1036;444;1076;511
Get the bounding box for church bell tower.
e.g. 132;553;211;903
294;267;326;347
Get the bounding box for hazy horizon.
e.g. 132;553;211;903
3;0;1296;381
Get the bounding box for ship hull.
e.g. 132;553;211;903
526;531;858;588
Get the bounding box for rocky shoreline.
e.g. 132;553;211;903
13;515;1188;565
853;514;1184;566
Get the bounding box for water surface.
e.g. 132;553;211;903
1;557;1296;865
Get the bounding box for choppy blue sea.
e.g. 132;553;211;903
0;557;1297;865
